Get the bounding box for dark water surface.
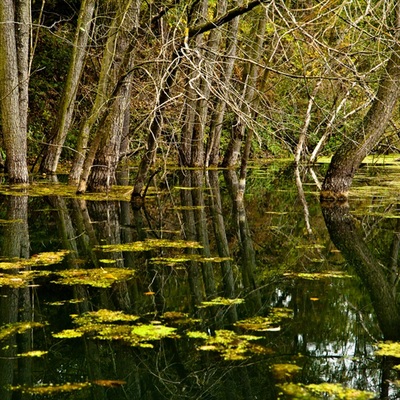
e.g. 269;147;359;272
0;163;399;399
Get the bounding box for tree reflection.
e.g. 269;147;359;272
0;196;30;400
322;200;400;399
322;200;400;340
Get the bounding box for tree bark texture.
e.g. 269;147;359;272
0;0;29;183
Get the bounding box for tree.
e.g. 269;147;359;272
0;0;29;183
131;0;266;202
39;0;96;175
321;2;400;198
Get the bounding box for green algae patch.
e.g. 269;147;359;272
283;271;353;280
277;382;375;399
17;350;48;357
187;329;268;361
53;309;178;347
151;255;232;265
198;297;245;308
11;382;91;395
53;267;135;288
96;239;203;252
0;251;69;271
375;341;400;358
0;321;45;341
27;250;70;267
271;363;301;381
72;309;140;324
234;308;293;332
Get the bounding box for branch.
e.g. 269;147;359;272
188;0;267;38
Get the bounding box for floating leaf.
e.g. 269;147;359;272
53;268;135;288
96;239;203;253
53;310;177;347
198;297;244;308
375;341;400;358
11;382;91;394
0;322;45;341
284;271;353;280
235;308;293;332
17;350;48;358
271;363;301;380
72;309;140;324
277;382;375;399
188;329;268;361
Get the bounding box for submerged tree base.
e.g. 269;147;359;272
319;190;348;202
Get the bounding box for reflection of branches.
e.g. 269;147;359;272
322;201;400;340
294;166;313;236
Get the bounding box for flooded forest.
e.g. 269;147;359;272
1;0;400;399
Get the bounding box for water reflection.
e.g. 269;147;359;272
322;199;400;399
0;167;397;398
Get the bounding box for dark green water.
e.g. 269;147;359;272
0;163;398;399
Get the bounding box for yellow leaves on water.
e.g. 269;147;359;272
198;297;245;308
11;382;91;395
284;271;353;280
187;329;269;361
375;341;400;358
72;309;139;324
0;321;45;341
53;267;135;288
271;363;301;381
235;308;293;332
53;309;178;347
96;239;203;252
17;350;48;358
277;382;375;400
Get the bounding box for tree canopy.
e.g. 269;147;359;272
0;0;399;198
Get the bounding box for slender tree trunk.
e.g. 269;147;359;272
0;0;29;183
206;6;239;166
222;12;266;168
40;0;96;174
190;0;226;167
69;0;133;185
321;3;400;198
294;80;322;164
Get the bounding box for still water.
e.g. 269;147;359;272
0;163;399;399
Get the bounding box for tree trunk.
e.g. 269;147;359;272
69;0;133;185
321;3;400;199
206;7;239;166
40;0;96;174
0;0;29;183
86;81;131;192
222;12;266;168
